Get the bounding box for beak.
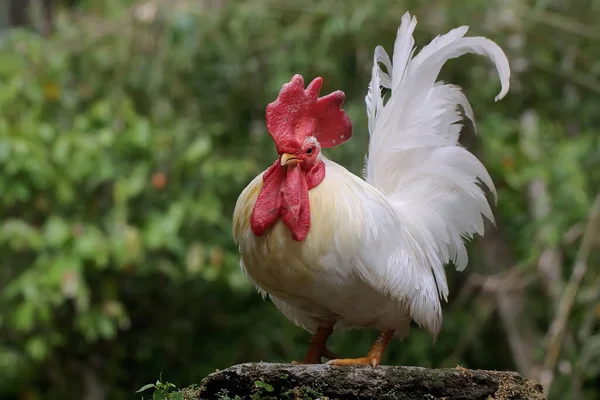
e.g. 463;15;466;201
280;153;302;166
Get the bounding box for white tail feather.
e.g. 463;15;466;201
364;12;510;299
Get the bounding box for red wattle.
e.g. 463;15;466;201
249;160;283;236
249;160;325;241
281;165;310;241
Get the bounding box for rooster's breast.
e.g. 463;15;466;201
232;161;370;308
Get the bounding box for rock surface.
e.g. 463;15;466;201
179;362;545;400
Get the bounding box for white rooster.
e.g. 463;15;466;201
232;12;510;366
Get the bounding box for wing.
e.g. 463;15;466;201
322;160;445;337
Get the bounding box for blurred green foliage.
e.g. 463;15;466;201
0;0;599;399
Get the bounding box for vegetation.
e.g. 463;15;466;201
0;0;598;399
136;374;183;400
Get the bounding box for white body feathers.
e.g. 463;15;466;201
232;12;510;339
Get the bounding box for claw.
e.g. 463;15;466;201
325;329;394;368
325;356;379;368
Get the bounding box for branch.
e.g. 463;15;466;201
442;298;496;367
479;220;540;377
531;59;600;96
540;193;600;395
466;270;533;294
520;109;564;304
523;7;600;41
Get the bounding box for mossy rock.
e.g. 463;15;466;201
179;362;545;400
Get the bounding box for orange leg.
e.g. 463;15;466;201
292;326;339;364
326;329;394;368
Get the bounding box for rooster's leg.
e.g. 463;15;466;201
292;326;338;364
326;329;393;368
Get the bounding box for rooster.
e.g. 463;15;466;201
232;12;510;367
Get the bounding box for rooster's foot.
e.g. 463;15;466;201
292;348;340;364
293;326;337;364
326;356;380;367
326;329;394;368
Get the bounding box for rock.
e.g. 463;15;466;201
178;362;545;400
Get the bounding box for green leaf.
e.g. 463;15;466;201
74;226;110;266
254;380;274;392
13;302;36;332
25;336;48;361
153;389;165;400
0;219;43;250
131;119;152;147
185;243;205;275
136;383;156;393
127;164;149;199
97;315;117;340
43;216;71;247
183;136;212;164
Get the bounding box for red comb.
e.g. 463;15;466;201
265;75;352;152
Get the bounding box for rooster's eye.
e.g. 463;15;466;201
306;148;313;154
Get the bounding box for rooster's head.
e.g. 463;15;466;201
265;74;352;170
249;75;352;241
